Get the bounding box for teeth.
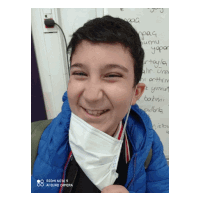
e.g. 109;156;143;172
85;109;108;116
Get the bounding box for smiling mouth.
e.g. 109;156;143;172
82;107;109;117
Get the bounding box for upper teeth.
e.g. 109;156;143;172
85;109;107;116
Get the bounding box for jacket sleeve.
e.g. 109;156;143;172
145;130;169;193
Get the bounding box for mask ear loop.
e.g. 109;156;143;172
121;104;132;141
120;90;136;141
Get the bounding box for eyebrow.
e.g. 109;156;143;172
71;63;129;73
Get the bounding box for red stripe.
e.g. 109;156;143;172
59;151;72;193
118;124;130;163
125;134;130;163
118;124;123;140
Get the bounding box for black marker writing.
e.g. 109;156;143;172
124;18;140;24
151;46;169;54
148;8;164;13
139;31;157;40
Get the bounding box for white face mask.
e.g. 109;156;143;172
69;104;132;191
69;104;131;190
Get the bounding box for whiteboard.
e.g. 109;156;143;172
106;8;169;157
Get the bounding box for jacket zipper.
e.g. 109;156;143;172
127;153;137;190
59;150;72;193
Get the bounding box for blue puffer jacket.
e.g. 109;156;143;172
31;92;169;193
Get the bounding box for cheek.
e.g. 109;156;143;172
115;100;130;120
67;79;86;114
67;80;80;109
68;79;82;94
108;84;132;105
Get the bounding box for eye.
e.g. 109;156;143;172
72;72;87;76
105;74;122;78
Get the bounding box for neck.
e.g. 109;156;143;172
112;122;122;138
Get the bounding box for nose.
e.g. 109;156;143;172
83;79;103;103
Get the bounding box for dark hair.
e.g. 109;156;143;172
67;15;144;87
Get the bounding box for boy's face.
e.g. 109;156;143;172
67;40;143;136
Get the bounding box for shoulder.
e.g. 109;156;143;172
131;104;154;130
147;129;168;171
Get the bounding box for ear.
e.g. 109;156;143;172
131;83;146;105
134;83;146;100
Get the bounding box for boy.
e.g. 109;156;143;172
31;15;169;193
